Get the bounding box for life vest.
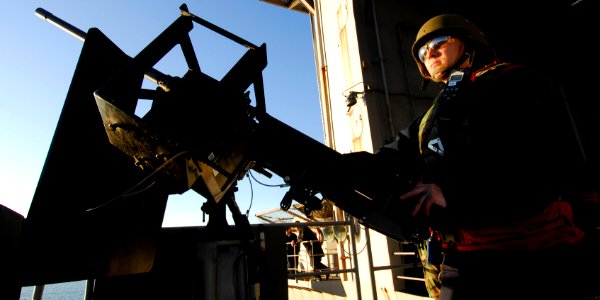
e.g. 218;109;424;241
416;62;588;250
418;62;510;160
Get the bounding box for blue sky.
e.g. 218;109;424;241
0;1;323;226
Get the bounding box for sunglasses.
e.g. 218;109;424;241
418;36;453;62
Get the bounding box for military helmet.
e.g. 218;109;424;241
412;14;490;79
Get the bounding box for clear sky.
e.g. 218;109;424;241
0;1;323;226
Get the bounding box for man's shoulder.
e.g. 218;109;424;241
476;62;519;77
476;61;550;87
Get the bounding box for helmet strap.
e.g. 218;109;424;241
429;51;472;83
421;78;431;91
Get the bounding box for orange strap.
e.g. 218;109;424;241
454;200;585;251
581;190;599;206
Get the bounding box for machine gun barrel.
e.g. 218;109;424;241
35;8;86;41
35;7;171;91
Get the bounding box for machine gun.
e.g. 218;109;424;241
19;4;419;293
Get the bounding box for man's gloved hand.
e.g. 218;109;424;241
400;182;447;217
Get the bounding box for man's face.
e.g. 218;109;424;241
420;36;465;81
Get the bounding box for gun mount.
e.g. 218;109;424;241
17;4;420;296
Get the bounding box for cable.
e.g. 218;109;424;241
85;150;191;212
248;170;288;188
343;236;368;256
245;173;254;216
341;81;367;97
243;169;289;219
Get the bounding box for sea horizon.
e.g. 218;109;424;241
20;280;86;300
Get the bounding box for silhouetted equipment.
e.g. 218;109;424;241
19;4;419;294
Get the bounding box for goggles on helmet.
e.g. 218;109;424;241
418;36;453;63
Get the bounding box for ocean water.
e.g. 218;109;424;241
20;280;87;300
